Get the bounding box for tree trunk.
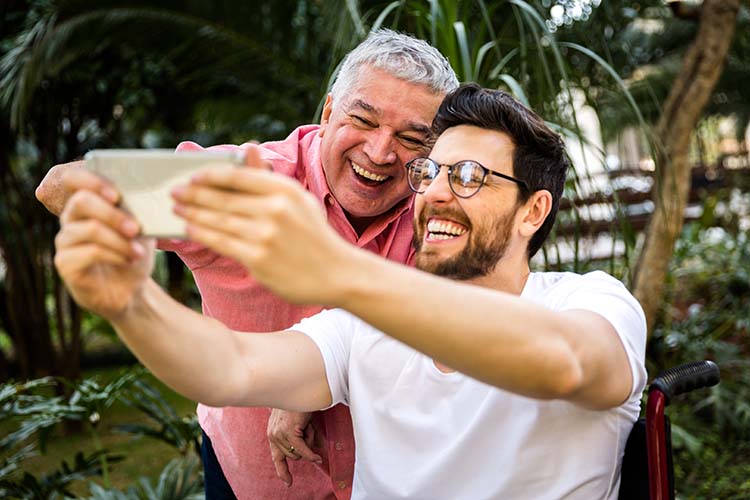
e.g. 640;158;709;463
632;0;741;333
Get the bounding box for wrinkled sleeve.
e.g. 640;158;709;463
290;309;357;407
560;271;648;400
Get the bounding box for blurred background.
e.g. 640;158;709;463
1;1;748;498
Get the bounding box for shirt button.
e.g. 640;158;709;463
334;442;344;451
338;481;347;490
327;196;335;205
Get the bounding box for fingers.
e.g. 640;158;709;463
54;243;131;276
180;219;260;265
270;446;293;487
58;189;143;263
244;144;273;171
284;435;322;464
55;218;144;262
61;168;120;206
172;182;272;218
186;166;301;198
61;188;140;234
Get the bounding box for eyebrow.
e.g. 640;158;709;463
349;99;378;114
348;99;432;137
405;122;432;137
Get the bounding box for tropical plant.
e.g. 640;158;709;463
0;450;123;500
0;375;127;497
82;458;203;500
553;0;748;330
647;222;750;498
115;379;201;457
0;369;203;498
0;0;339;382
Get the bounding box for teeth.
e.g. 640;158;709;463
352;162;388;182
428;233;457;240
427;219;467;237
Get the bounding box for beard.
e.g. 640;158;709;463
413;205;514;281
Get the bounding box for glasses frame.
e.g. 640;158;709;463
405;157;529;199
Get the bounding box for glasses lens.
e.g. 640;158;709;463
450;161;486;197
407;158;439;193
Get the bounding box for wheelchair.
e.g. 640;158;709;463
618;360;721;500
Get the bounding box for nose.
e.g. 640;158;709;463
363;129;398;165
420;165;454;204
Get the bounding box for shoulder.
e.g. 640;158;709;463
526;270;630;296
175;125;321;179
256;125;320;170
525;271;643;322
294;308;373;336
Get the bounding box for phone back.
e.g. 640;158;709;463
85;149;243;238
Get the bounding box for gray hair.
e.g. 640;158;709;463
330;29;458;105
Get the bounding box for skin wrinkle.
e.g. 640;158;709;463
347;100;433;143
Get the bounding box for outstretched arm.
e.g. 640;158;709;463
173;168;643;410
111;280;331;411
54;169;331;411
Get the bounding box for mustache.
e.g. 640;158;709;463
416;205;471;229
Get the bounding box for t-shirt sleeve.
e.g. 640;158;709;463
558;271;648;400
289;309;357;406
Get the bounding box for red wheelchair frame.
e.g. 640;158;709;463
618;360;720;500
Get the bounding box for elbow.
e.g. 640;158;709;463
554;359;584;400
545;348;585;400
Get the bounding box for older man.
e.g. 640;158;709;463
54;84;646;499
37;30;458;500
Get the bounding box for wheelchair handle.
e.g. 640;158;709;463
649;360;720;406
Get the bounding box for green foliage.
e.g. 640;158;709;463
1;450;124;500
0;369;202;498
82;458;203;500
0;377;87;453
555;0;750;139
115;380;200;456
647;223;750;498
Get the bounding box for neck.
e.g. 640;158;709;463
346;200;406;237
466;253;531;296
347;214;379;237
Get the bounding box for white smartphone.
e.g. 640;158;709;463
84;149;244;238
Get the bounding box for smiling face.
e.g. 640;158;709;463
318;66;444;230
413;125;524;280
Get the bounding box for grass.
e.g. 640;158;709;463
3;363;198;496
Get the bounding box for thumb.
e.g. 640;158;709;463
244;144;273;171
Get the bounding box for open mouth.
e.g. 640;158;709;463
351;161;390;185
426;218;468;241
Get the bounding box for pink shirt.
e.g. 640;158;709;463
160;125;415;499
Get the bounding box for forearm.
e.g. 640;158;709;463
333;251;599;402
110;279;252;407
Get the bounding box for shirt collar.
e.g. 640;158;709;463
302;129;415;243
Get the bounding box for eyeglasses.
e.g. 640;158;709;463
405;157;528;199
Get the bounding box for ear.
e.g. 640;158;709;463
517;190;552;238
318;94;333;137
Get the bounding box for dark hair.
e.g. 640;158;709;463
432;83;569;259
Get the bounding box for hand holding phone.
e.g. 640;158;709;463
85;149;243;238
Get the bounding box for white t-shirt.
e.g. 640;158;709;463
293;271;647;500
